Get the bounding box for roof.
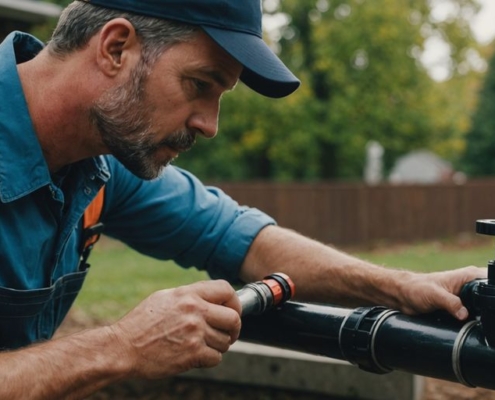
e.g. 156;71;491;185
0;0;61;23
389;150;453;184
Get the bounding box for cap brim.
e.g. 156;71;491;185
202;26;300;98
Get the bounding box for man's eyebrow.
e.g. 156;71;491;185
197;68;237;91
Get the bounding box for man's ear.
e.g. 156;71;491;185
96;18;141;78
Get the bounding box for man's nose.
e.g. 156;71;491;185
187;102;220;139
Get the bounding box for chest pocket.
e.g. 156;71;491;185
0;270;88;349
0;187;105;350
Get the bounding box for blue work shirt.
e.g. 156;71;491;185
0;32;275;349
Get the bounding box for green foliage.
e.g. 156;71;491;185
284;0;435;176
178;84;324;181
462;51;495;176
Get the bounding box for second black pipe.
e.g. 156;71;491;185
240;301;495;390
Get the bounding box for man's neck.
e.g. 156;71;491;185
17;49;107;173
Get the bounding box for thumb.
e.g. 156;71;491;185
441;292;468;320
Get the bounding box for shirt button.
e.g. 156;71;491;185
48;186;56;198
84;187;92;195
89;175;95;180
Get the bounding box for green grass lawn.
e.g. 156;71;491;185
72;235;495;322
353;238;495;272
73;238;209;321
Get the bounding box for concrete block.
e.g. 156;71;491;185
182;341;425;400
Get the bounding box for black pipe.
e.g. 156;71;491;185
240;300;495;390
238;219;495;389
240;302;350;360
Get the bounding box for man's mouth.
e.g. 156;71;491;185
168;144;193;153
159;131;197;154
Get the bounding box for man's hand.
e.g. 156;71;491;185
0;280;241;400
397;266;487;320
109;280;242;379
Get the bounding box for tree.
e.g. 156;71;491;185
270;0;484;177
462;49;495;176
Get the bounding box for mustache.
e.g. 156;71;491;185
159;129;197;152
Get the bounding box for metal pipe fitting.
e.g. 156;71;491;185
236;272;295;316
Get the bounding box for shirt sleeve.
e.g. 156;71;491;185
100;157;275;282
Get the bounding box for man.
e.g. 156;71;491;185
0;0;485;398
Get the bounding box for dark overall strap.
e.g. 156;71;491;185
80;187;105;269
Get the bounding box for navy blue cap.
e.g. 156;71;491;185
80;0;300;98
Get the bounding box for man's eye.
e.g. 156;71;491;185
192;79;209;93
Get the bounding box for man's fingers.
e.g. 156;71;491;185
452;266;487;292
187;280;241;310
176;280;242;345
195;346;223;369
432;266;486;319
437;290;469;320
400;269;480;319
205;326;232;353
206;302;242;343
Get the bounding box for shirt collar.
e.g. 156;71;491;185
0;32;110;203
0;32;50;202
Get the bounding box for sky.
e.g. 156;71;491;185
472;0;495;44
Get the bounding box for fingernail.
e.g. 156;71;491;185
456;307;468;320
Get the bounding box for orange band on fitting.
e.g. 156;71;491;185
263;278;284;305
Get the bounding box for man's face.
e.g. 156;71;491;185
90;31;242;180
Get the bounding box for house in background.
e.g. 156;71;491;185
388;149;466;184
0;0;61;39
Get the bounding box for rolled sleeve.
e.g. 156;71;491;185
101;158;275;282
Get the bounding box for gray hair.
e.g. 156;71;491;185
47;1;198;67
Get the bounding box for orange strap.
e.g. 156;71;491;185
83;187;105;248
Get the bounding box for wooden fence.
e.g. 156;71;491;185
213;179;495;247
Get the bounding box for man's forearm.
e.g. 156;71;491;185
240;225;407;307
1;326;128;400
240;225;485;318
